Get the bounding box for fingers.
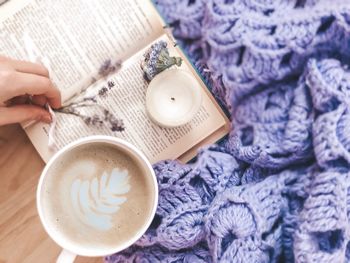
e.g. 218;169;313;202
31;95;48;107
9;95;47;107
0;55;49;77
0;71;61;108
8;95;28;105
0;105;52;126
0;55;61;109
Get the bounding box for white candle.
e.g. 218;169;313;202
146;69;202;128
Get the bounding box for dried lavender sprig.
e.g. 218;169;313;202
57;105;125;132
55;58;125;132
59;108;125;132
61;59;122;107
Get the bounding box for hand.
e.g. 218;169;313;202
0;56;61;126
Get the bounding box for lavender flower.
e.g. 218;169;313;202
85;115;103;126
58;105;125;132
103;109;125;132
108;80;115;89
98;86;108;97
99;59;122;77
141;40;182;81
55;59;125;133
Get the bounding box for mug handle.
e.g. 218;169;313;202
57;249;77;263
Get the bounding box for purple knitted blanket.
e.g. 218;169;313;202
106;1;350;262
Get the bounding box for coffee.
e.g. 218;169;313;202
40;142;155;252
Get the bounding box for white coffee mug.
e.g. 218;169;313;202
36;136;158;262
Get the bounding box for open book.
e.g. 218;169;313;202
0;0;230;164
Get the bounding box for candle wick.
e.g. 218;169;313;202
171;97;175;101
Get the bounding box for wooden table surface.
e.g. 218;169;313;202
0;125;102;263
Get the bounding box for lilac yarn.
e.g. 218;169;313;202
293;171;350;262
226;75;314;169
106;0;350;262
105;244;212;263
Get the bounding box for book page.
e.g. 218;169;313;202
25;35;227;164
0;0;163;101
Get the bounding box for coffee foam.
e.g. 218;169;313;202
71;167;131;231
40;143;155;251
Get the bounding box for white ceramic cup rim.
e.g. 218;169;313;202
36;135;158;257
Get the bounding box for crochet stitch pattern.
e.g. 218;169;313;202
106;0;350;262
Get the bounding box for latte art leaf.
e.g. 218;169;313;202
70;168;131;230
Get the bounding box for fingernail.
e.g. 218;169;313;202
42;114;52;123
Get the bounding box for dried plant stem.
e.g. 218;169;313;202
56;108;85;117
54;59;125;132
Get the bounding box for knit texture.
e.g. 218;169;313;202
106;0;350;262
